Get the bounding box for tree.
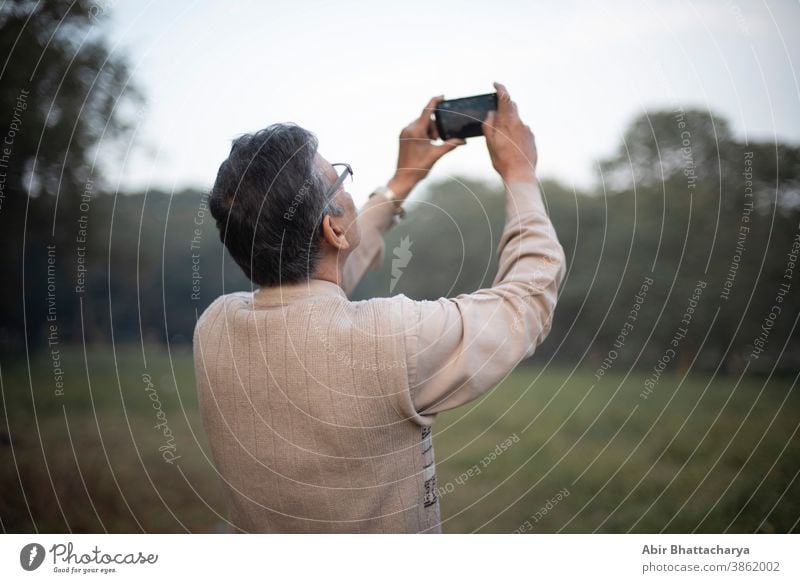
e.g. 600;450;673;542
0;0;142;353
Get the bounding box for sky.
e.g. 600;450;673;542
105;0;800;205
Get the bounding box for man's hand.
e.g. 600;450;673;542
388;95;466;199
482;82;537;183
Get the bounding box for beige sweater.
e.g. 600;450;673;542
193;180;565;533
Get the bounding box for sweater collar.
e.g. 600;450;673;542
253;278;347;307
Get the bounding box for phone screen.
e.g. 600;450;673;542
435;93;498;140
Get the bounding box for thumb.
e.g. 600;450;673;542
431;138;466;161
444;138;467;148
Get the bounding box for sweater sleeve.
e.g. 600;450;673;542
403;180;566;418
341;191;397;297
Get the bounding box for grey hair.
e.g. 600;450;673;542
209;123;343;286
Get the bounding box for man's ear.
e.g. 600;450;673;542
321;214;351;251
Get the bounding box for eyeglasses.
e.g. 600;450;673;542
323;163;353;199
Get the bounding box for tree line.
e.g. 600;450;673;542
2;0;797;378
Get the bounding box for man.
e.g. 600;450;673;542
194;82;565;533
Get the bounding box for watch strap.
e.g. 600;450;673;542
370;186;405;219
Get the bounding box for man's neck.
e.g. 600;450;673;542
311;256;344;289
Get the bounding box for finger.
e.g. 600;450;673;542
494;82;512;114
427;119;440;140
482;110;496;136
418;94;444;125
431;138;466;162
443;138;467;148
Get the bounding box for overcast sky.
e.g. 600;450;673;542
107;0;800;205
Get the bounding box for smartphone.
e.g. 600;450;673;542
434;92;498;140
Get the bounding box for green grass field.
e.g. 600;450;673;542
2;346;798;533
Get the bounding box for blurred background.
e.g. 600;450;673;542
1;0;798;533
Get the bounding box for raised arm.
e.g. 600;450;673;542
340;193;395;296
341;95;465;296
403;83;567;418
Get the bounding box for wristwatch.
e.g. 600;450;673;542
370;185;406;219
